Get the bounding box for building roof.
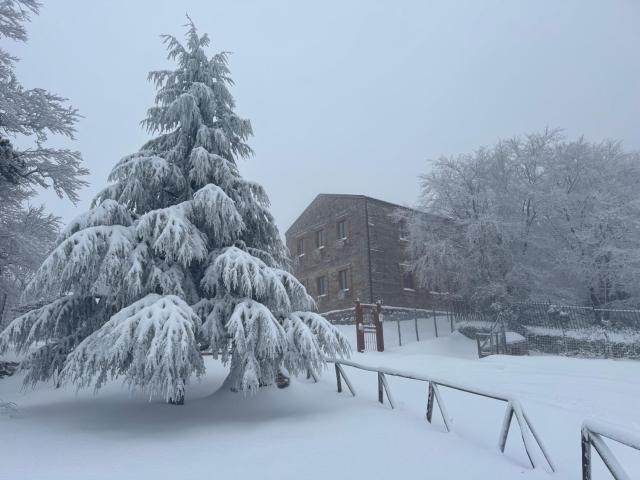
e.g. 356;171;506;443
285;193;422;236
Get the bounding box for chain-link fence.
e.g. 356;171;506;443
452;301;640;359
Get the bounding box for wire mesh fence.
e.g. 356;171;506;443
452;301;640;359
323;305;454;349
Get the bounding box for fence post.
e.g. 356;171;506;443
396;317;402;347
426;382;434;422
414;308;420;342
334;363;356;396
0;292;6;328
592;306;611;359
374;301;384;352
355;300;364;353
425;381;450;432
498;403;514;453
449;309;454;333
581;428;591;480
433;308;438;338
378;372;395;409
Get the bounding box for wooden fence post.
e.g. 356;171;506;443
334;363;356;396
396;316;402;347
414;309;420;342
377;372;395;409
355;300;364;353
426;382;450;432
581;428;591;480
374;301;384;352
433;308;439;338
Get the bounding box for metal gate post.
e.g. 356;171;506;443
355;300;364;352
374;301;384;352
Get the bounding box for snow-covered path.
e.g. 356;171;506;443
1;330;639;479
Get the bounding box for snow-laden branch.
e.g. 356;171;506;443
224;299;287;393
62;294;204;402
202;246;292;312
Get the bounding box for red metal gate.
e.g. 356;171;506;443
356;300;384;352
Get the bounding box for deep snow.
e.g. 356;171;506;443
0;328;639;479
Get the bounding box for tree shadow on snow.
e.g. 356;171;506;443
9;375;340;438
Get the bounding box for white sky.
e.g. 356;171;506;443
8;0;640;233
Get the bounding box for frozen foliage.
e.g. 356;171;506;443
0;19;349;402
224;300;287;393
409;130;640;309
63;295;204;403
0;1;87;320
283;312;352;376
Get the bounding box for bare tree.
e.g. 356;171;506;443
0;1;87;318
409;130;640;309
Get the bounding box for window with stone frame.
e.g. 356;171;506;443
315;229;325;249
398;219;409;241
297;237;305;256
338;268;349;291
316;275;327;297
401;264;415;290
337;219;347;240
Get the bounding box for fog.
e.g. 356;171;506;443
10;0;640;233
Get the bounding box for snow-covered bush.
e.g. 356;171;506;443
0;20;349;403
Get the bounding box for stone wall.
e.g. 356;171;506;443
285;194;439;313
366;198;433;309
285;195;370;312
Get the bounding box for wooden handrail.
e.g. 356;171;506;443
327;358;555;472
581;420;640;480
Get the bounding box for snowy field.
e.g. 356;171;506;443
1;328;639;479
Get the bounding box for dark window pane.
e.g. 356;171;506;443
338;269;349;290
402;269;414;290
316;276;327;296
399;219;409;240
337;220;347;239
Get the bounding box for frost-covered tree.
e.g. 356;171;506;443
409;130;640;309
0;1;87;321
0;20;349;404
0;0;86;205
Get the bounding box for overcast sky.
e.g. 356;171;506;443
9;0;640;233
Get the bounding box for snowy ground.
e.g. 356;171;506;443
1;327;639;479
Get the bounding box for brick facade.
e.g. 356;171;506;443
285;194;435;313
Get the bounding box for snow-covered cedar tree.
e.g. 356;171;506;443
0;20;350;404
0;1;87;320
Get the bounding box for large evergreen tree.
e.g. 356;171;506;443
0;20;349;403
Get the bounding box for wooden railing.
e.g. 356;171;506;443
328;358;555;472
581;420;640;480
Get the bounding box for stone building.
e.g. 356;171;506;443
285;193;436;313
